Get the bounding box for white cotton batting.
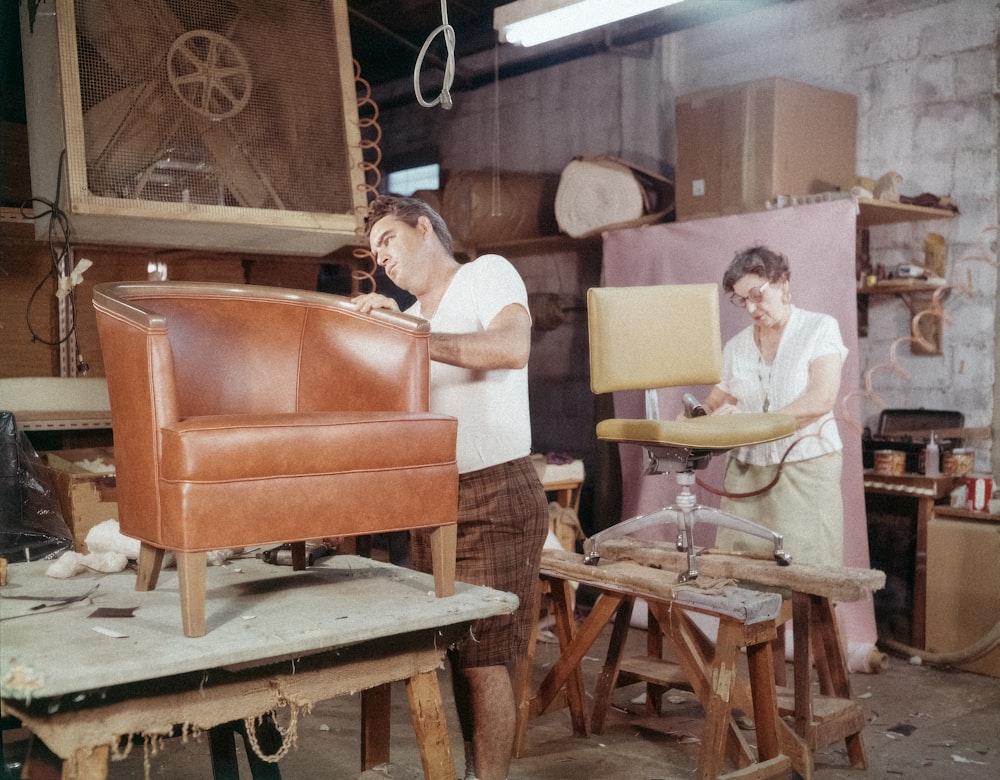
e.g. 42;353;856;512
46;550;130;579
84;519;141;558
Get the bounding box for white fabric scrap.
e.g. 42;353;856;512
46;519;236;579
85;519;142;559
46;551;129;579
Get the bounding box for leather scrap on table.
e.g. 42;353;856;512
899;192;960;214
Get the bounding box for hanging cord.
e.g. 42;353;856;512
21;149;82;356
490;41;502;216
414;0;456;109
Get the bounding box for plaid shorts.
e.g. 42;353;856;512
411;455;548;668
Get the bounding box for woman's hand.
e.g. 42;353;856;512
352;293;400;314
703;387;739;415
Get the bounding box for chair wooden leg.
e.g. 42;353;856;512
428;524;457;598
135;543;165;592
176;551;207;637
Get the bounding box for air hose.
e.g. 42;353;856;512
880;620;1000;666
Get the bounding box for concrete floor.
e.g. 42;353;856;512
5;614;997;780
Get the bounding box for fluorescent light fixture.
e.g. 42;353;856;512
494;0;684;47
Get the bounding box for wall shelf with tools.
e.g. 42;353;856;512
855;199;957;354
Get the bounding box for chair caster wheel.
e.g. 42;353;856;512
678;569;698;583
774;551;792;566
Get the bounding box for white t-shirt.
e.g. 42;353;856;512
717;306;847;465
407;254;532;474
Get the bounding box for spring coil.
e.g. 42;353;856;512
352;59;383;294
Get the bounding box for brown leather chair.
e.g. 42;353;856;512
93;281;458;637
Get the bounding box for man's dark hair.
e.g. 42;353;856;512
364;195;455;257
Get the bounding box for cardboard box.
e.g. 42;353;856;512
675;78;857;221
925;511;1000;677
43;447;118;553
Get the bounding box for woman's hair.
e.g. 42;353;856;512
364;195;455;257
722;245;791;292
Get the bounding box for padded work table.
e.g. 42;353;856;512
515;549;792;780
0;556;517;779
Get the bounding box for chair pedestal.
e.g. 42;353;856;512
584;471;792;581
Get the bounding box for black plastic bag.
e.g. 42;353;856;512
0;411;74;562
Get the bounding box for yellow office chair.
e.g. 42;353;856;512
584;284;796;581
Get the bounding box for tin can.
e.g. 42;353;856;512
943;448;975;476
965;474;994;512
873;449;906;475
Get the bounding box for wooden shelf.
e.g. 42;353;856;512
934;505;1000;524
857;281;950;296
855;200;957;353
462;234;601;257
856;198;956;227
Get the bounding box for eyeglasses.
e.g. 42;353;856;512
729;281;771;308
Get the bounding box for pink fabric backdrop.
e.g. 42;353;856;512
601;199;880;668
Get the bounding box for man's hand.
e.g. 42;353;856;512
353;293;400;314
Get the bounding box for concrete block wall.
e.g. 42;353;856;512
378;0;998;477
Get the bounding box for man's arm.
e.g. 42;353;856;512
429;303;531;370
352;294;531;370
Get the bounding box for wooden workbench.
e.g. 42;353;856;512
0;556;517;780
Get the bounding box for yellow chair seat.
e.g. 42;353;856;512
597;413;795;451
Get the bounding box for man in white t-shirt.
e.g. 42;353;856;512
356;195;548;780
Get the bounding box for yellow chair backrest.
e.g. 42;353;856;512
587;284;723;395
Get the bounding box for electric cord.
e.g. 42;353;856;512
880;620;1000;667
19;149;88;371
694;417;842;499
22;198;74;348
414;0;456;109
696;436;801;499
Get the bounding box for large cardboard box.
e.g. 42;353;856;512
43;447;118;553
675;78;857;221
925;510;1000;677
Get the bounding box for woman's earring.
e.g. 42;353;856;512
782;290;791;304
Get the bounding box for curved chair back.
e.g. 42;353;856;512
588;284;722;394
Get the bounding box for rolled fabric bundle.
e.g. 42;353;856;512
555;156;674;238
441;170;560;249
410;188;443;214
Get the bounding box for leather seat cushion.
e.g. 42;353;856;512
151;411;458;550
160;411;457;480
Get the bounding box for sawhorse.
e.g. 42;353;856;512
514;550;794;779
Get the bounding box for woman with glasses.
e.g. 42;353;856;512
698;244;848;566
